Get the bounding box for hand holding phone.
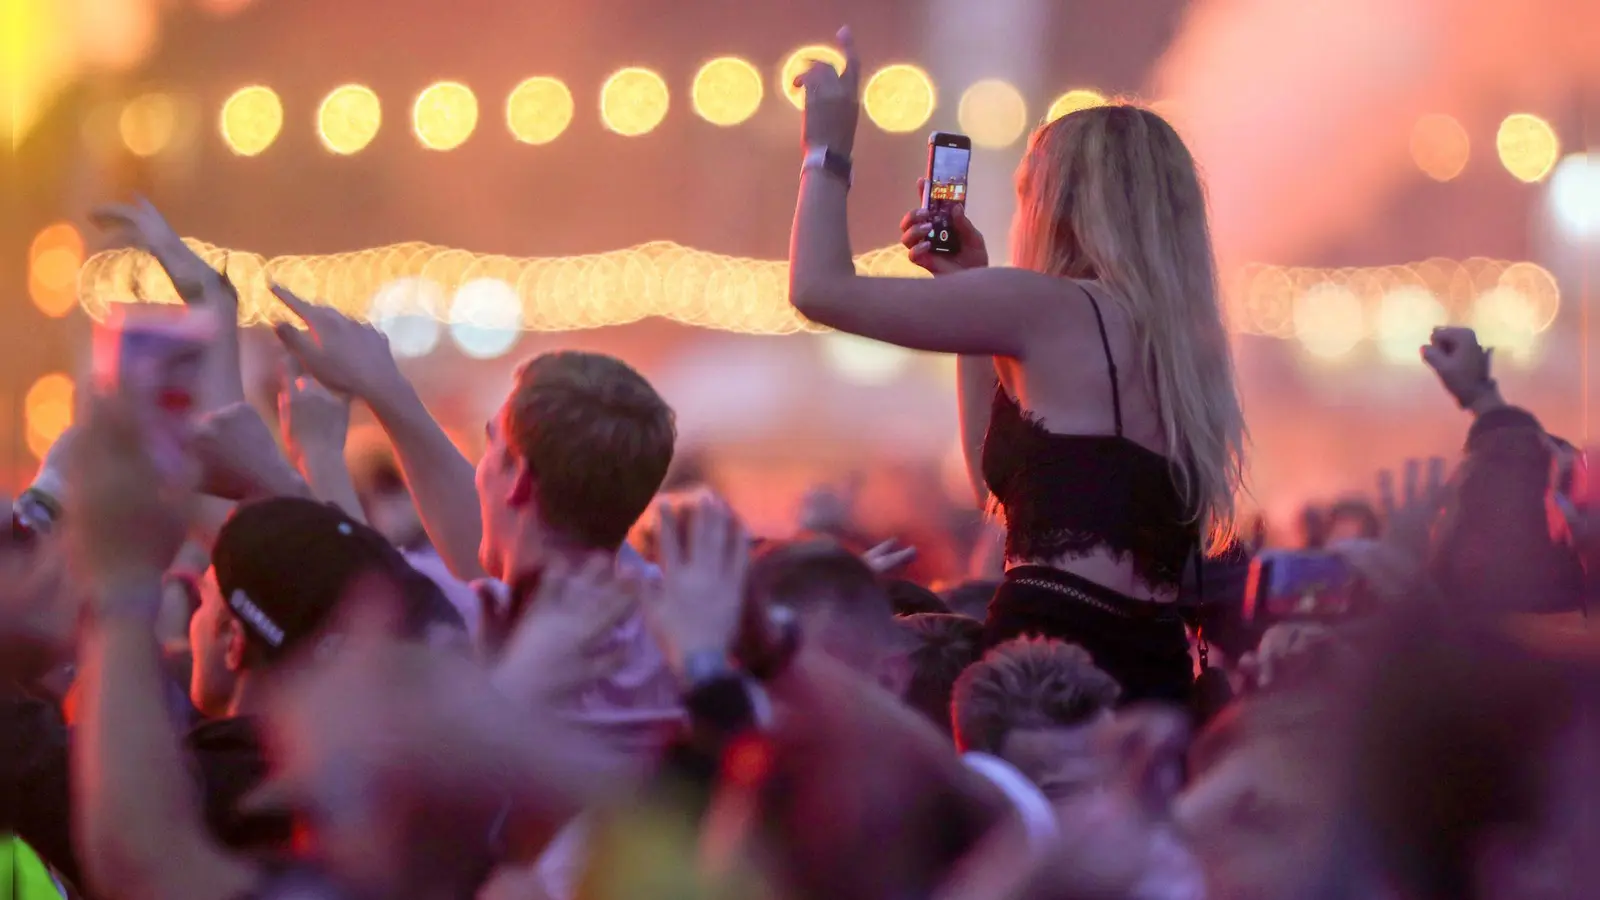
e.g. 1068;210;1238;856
92;304;216;479
922;132;973;255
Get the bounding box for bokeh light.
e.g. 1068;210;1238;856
506;76;574;145
1497;261;1561;332
1375;286;1446;363
1548;153;1600;242
692;56;764;127
821;332;914;385
24;374;75;460
369;278;444;357
219;85;283;156
413;81;478;151
1496;113;1560;183
119;92;177;157
1473;286;1539;361
958;79;1028;148
318;84;382;155
1292;282;1365;359
1409;113;1470;182
862;64;935;134
600;67;670;136
779;44;846;109
449;278;523;359
1046;89;1107;122
28;223;84;318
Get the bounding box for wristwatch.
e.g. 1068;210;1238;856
802;146;853;188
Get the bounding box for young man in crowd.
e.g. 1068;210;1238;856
896;612;984;735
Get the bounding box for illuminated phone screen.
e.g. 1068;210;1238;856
924;137;971;254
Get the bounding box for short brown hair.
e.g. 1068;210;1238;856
504;351;675;550
897;613;984;735
952;637;1121;754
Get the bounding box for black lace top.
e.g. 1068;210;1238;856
980;293;1197;589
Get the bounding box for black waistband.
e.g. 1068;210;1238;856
1000;565;1184;623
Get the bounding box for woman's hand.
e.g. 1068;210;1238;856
795;27;861;156
900;188;990;275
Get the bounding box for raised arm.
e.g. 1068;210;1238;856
272;287;487;581
279;359;367;523
67;398;256;900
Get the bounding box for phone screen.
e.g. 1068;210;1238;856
923;134;972;254
1244;551;1360;624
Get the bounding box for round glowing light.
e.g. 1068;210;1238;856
317;84;382;155
413;81;478;151
1291;283;1365;359
1473;286;1539;361
1497;262;1560;332
821;332;914;385
1548;153;1600;242
1046;89;1107;123
29;223;84;318
369;278;444;357
24;374;75;460
1409;113;1470;182
692;57;763;127
198;0;256;16
779;44;847;110
506;77;574;145
449;278;523;359
958;79;1028;148
1496;113;1560;183
1375;286;1447;363
600;67;670;137
119;93;177;157
219;86;283;156
862;64;935;134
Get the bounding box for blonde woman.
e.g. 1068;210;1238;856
789;30;1245;704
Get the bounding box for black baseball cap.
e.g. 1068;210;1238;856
212;497;460;661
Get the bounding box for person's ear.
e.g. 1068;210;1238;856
507;456;536;509
223;614;248;672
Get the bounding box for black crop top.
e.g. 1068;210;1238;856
980;292;1197;589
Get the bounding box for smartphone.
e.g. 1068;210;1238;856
92;304;216;478
1243;550;1367;625
923;132;973;255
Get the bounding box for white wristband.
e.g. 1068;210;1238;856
962;752;1059;852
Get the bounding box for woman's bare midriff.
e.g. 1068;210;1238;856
1006;546;1180;604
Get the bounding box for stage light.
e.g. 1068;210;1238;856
1496;113;1559;183
1409;113;1469;182
413;81;478;151
1292;282;1364;359
862;64;935;134
1473;286;1538;361
219;86;283;156
779;44;846;109
28;223;83;318
449;278;522;359
119;92;177;157
1375;286;1446;363
600;67;669;136
1497;261;1560;332
958;79;1027;148
1046;89;1107;122
369;278;443;357
24;374;75;460
1548;153;1600;242
506;76;574;145
692;56;763;127
821;332;914;385
318;84;381;155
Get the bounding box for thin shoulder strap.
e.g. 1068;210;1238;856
1082;289;1124;437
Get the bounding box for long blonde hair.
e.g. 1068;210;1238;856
1010;104;1246;552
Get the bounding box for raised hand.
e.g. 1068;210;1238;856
278;356;352;468
272;285;404;402
1421;327;1498;410
644;498;751;678
863;537;918;575
90;197;224;305
900;183;989;275
64;395;197;613
794;26;862;157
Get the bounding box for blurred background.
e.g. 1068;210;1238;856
4;0;1597;580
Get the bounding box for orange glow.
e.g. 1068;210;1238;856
413;81;479;151
25;374;75;460
29;223;84;318
506;76;574;145
318;84;382;155
1409;114;1470;182
600;68;670;136
862;64;935;133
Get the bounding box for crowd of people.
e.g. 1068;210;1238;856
5;28;1599;900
